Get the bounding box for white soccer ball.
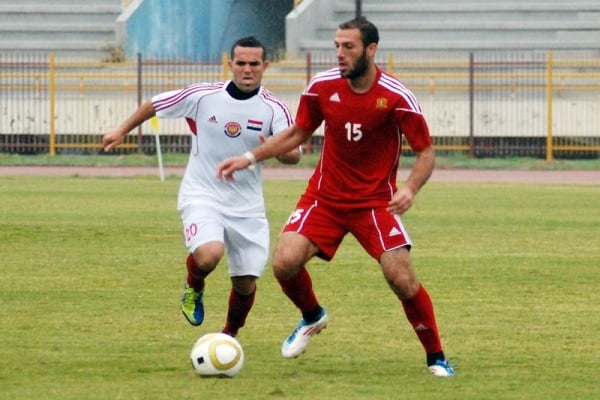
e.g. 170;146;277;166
190;333;244;377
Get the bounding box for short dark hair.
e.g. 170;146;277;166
230;36;267;60
338;16;379;47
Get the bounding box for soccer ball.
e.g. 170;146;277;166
190;333;244;377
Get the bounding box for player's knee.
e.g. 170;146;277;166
272;250;306;281
387;275;420;299
272;233;315;280
231;276;257;296
272;256;295;280
380;248;420;298
192;243;224;272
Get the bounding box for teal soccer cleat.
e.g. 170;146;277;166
181;284;204;326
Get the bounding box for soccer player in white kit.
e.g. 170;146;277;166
103;36;301;337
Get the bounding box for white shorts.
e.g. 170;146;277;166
180;204;269;277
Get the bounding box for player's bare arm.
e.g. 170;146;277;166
255;134;301;165
387;146;435;215
275;147;302;165
217;124;312;181
103;101;156;152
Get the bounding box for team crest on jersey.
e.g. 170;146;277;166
224;121;242;138
376;98;388;109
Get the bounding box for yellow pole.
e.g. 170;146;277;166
546;51;553;162
387;52;394;74
49;52;56;156
222;52;229;81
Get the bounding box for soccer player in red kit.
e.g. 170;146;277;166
217;17;455;376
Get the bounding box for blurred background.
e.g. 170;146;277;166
1;0;598;160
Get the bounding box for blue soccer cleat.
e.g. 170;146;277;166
429;359;456;377
181;283;204;326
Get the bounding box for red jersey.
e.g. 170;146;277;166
295;67;432;209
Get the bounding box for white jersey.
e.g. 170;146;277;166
152;81;293;216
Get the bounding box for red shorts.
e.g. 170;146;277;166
281;194;412;261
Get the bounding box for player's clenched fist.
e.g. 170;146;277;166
103;127;126;152
386;186;415;216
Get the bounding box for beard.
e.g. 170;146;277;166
340;50;369;79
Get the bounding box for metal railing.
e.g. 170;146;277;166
0;50;598;159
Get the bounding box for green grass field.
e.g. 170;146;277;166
0;152;599;170
1;176;598;399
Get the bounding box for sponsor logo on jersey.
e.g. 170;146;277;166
376;98;388;109
208;115;218;123
224;121;242;138
246;119;263;131
329;92;341;102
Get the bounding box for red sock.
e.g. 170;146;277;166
401;284;443;355
276;267;319;313
186;254;206;291
222;288;256;337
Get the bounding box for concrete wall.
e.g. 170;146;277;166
285;0;335;57
118;0;293;61
0;0;122;59
287;0;600;55
5;94;599;139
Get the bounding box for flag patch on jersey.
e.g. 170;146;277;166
246;119;263;131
